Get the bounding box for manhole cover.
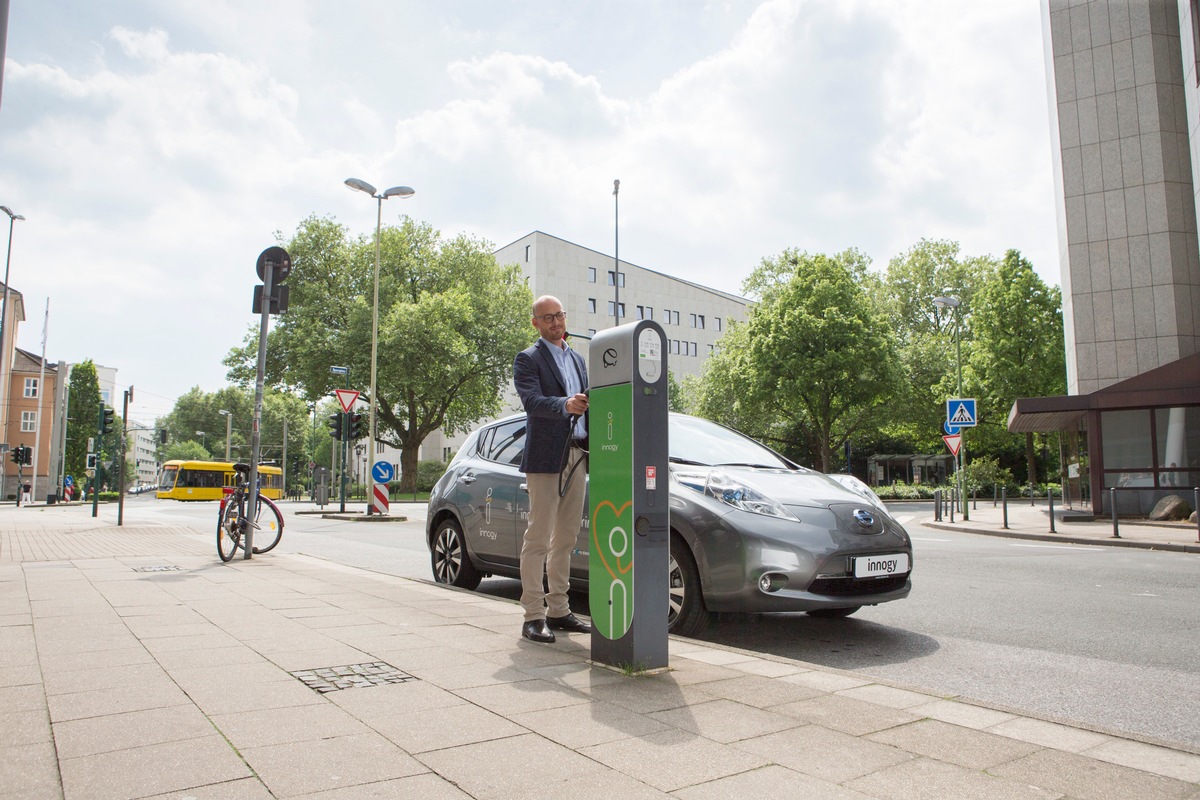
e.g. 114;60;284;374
291;662;416;693
132;565;181;572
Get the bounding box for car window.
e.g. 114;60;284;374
668;414;793;469
484;419;526;466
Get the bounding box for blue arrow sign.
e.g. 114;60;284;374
943;421;961;435
946;398;977;428
371;461;395;484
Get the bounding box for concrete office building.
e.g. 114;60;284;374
404;231;750;466
1008;1;1200;514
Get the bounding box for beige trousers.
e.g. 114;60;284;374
520;447;587;621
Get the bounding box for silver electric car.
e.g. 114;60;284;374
427;413;912;636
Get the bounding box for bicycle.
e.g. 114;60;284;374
217;463;285;562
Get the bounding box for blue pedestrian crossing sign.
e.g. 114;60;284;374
946;398;977;428
371;460;395;484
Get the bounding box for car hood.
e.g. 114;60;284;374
677;465;867;509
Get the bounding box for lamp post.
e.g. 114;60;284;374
218;410;232;461
612;179;621;327
344;177;414;515
195;431;207;452
0;206;24;501
934;294;965;518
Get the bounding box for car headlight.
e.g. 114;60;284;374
672;468;798;521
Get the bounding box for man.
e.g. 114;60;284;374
513;295;592;643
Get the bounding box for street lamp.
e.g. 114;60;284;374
344;177;414;515
195;431;207;451
933;294;965;517
218;410;232;461
0;206;24;501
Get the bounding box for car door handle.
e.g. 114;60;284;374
520;483;528;493
461;473;477;484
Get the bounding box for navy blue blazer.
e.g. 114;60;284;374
514;338;588;474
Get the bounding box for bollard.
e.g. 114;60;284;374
973;488;977;511
1029;481;1035;506
1001;486;1008;529
993;484;997;508
1110;487;1120;538
1195;487;1199;543
1049;489;1056;533
934;489;941;522
949;487;955;523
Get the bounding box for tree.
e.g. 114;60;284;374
164;440;210;462
879;239;995;453
156;386;309;467
966;249;1065;483
64;360;102;481
703;249;900;471
225;215;533;492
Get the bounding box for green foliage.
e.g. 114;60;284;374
666;370;688;413
65;361;102;480
960;456;1014;493
872;481;936;500
739;248;900;471
224;215;533;493
163;440;211;462
414;459;449;491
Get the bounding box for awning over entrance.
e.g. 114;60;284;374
1007;353;1200;433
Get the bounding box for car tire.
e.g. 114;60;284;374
431;518;482;590
669;535;708;637
806;606;861;619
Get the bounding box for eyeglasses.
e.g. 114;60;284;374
537;311;567;323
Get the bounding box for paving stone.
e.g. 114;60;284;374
53;704;217;759
726;657;811;679
141;776;275;799
0;683;48;712
0;708;52;747
577;674;718;714
673;763;877;800
780;669;872;692
986;716;1113;753
909;699;1019;729
845;755;1060;800
513;769;673;800
776;693;920;736
1081;738;1200;783
511;697;671;748
59;734;251;800
418;732;609;798
288;772;473;799
39;646;156;674
990;748;1197;800
0;740;61;799
673;647;760;666
327;677;467;720
649;698;803;744
47;683;192;723
242;731;428;797
867;719;1043;770
371;700;526;753
579;728;769;792
838;683;937;709
733;724;913;783
212;702;369;749
692;673;825;708
41;661;176;696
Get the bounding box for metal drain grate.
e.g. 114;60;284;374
290;662;417;693
132;565;181;572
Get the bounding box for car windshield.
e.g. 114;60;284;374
668;415;793;469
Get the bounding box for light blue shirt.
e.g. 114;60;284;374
542;337;586;440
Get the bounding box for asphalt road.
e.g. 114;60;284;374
142;496;1200;750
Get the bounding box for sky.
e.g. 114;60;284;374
0;0;1059;429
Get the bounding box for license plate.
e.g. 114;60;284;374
853;553;909;578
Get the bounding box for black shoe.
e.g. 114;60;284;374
521;619;555;643
546;613;591;634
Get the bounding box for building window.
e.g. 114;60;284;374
377;441;385;454
697;315;705;330
587;329;597;336
689;342;698;356
588;267;597;283
645;307;653;320
636;305;644;320
443;447;453;462
606;301;626;318
690;313;697;328
708;343;715;353
663;308;672;324
714;317;722;331
670;339;680;355
674;310;682;325
588;298;597;313
23;378;37;398
525;245;531;262
607;271;625;287
101;390;110;404
20;411;36;432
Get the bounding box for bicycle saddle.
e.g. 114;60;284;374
232;463;251;475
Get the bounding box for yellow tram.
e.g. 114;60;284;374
156;460;283;501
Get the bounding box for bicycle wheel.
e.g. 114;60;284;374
217;500;243;562
250;495;284;554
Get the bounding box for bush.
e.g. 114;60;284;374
961;457;1014;494
415;459;449;492
873;481;937;500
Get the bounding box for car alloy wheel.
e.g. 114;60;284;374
432;518;481;590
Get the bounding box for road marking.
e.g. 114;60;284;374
912;537;951;542
1132;592;1160;597
1009;543;1101;551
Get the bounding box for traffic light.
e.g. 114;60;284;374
159;429;168;444
349;413;365;440
21;446;31;466
328;413;344;441
101;407;115;435
10;447;21;465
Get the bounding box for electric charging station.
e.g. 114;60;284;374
588;319;670;670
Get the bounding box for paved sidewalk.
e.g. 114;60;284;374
921;497;1200;553
1;507;1199;798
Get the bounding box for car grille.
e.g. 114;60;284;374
807;574;909;597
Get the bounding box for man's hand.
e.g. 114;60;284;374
565;393;589;415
